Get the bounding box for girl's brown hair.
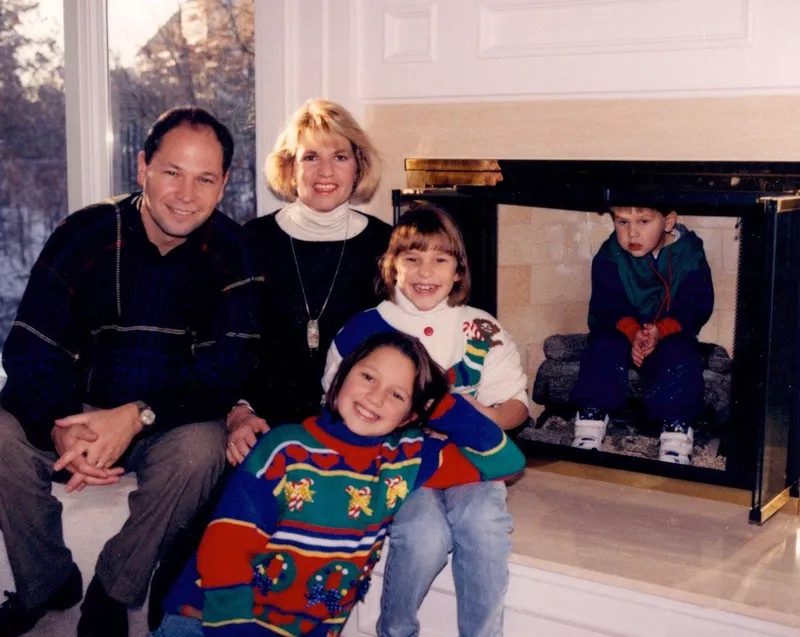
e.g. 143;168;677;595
326;332;449;427
377;204;471;306
266;99;381;205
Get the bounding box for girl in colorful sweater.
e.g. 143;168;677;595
323;205;529;637
152;331;524;636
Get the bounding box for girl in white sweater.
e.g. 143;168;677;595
323;204;528;637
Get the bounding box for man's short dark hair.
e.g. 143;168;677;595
143;106;235;175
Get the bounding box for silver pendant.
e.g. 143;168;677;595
307;319;320;350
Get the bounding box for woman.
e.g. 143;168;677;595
147;100;391;631
225;99;392;460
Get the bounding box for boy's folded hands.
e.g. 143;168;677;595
632;323;661;367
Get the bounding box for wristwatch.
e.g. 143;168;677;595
134;401;156;427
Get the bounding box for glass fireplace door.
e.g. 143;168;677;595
747;196;800;523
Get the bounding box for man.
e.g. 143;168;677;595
0;107;262;637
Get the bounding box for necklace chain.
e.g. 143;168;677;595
289;212;350;349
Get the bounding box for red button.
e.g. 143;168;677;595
424;327;434;336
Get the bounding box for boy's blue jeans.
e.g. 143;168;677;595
150;614;203;637
378;482;512;637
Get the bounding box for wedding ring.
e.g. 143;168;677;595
96;459;105;468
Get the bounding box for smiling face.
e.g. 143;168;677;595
394;244;461;311
611;207;677;257
293;132;358;212
336;346;416;437
137;124;228;254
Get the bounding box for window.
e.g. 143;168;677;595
108;0;256;224
0;0;66;356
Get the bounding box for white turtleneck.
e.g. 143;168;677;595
379;289;459;366
275;199;369;242
322;288;529;408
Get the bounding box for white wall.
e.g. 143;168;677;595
266;0;800;120
356;0;800;101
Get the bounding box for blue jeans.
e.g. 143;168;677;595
150;614;203;637
378;483;512;637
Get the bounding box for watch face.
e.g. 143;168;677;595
140;408;156;426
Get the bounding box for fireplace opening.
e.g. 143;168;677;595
394;159;800;523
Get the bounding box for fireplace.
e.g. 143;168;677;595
393;159;800;524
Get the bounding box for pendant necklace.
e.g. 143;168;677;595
289;213;350;350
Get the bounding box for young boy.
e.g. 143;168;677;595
570;206;714;465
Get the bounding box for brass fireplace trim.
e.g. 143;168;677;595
405;159;503;188
404;158;800;195
754;486;795;524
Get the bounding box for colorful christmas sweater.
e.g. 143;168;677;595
323;291;528;408
163;404;524;636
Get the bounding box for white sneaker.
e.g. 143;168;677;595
571;411;609;450
659;427;694;465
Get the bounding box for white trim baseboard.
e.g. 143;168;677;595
342;541;800;637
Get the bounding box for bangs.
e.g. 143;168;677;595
611;206;665;218
297;126;332;146
293;117;347;150
393;227;458;257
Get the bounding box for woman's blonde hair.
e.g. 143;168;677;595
266;99;381;204
378;203;472;307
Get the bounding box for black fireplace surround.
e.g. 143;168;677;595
393;159;800;524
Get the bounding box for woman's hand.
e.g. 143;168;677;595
226;405;269;466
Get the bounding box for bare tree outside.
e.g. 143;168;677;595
109;0;256;224
0;0;66;355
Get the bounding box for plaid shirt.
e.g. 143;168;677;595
0;193;263;449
